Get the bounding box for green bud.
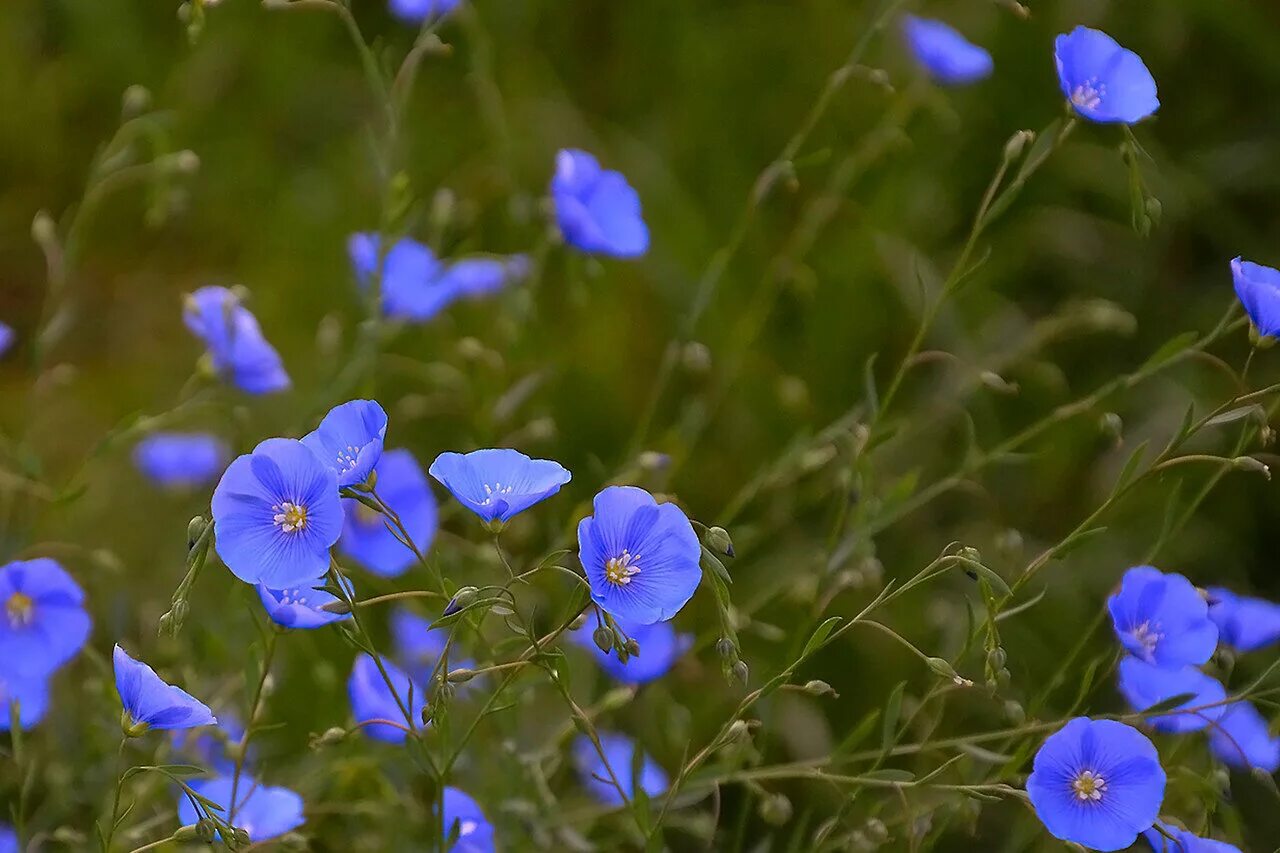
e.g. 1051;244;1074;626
731;660;749;685
320;599;351;614
758;793;792;826
986;647;1006;670
121;710;150;738
444;586;479;616
705;526;734;557
624;638;641;658
801;679;838;698
1233;456;1271;479
446;667;476;684
716;637;737;660
593;626;614;654
195;819;217;843
312;726;347;748
232;827;252;847
187;515;209;543
1003;130;1034;162
31;210;57;247
173;824;202;842
1099;412;1123;441
926;657;973;687
1004;700;1025;725
724;719;752;744
1144;196;1162;228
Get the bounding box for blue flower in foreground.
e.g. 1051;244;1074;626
1209;701;1280;772
0;826;15;853
429;448;571;528
578;486;701;625
348;653;425;743
133;432;227;489
114;645;216;732
442;787;494;852
1117;658;1226;734
390;0;461;24
1026;717;1165;851
211;438;344;589
573;617;692;684
902;16;993;85
1230;258;1280;338
391;608;477;689
0;672;50;731
1207;586;1280;653
0;322;13;358
301;399;388;488
574;731;668;806
0;558;91;677
1107;566;1217;669
341;449;437;577
258;576;352;630
1144;823;1241;853
551;149;649;258
1054;26;1158;124
183;286;290;395
178;775;304;843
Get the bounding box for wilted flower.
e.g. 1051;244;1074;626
0;672;49;731
1206;586;1280;653
347;653;425;743
390;608;476;689
1229;258;1280;338
257;577;352;630
902;16;993;85
1143;823;1241;853
211;438;344;589
442;787;494;852
1026;717;1165;851
573;731;668;806
0;322;14;358
0;558;92;677
389;0;461;25
572;617;692;684
113;645;216;733
1116;658;1227;734
301;399;388;488
183;286;290;394
1208;701;1280;772
1107;566;1217;669
341;449;437;577
1054;26;1159;124
551;149;648;258
429;448;571;528
133;432;227;489
177;775;305;843
578;486;701;625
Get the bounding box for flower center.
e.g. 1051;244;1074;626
605;550;641;586
1071;769;1107;802
459;819;478;838
5;592;34;629
336;444;361;472
1070;78;1105;110
272;501;309;533
1131;620;1162;657
479;482;514;506
277;588;312;607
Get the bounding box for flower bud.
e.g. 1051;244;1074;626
31;210;57;247
443;586;479;617
312;726;347;748
1004;700;1025;725
731;660;749;685
716;637;737;660
187;515;209;544
173;824;201;842
705;526;734;557
682;341;712;375
956;546;981;564
232;827;252;848
986;647;1006;670
121;85;153;117
1099;412;1123;442
926;657;972;687
758;793;793;826
624;638;641;658
724;719;752;744
446;667;476;684
320;599;351;615
801;679;838;698
195;820;217;842
593;625;614;654
1003;130;1035;162
1233;456;1271;479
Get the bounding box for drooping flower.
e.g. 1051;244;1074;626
1208;701;1280;772
0;558;91;677
1054;26;1159;124
902;15;993;85
572;617;692;684
551;149;649;258
1107;566;1217;669
133;432;228;489
177;775;305;843
441;787;494;852
1026;717;1165;851
0;672;50;731
1143;823;1241;853
211;438;344;589
347;653;425;744
257;576;352;630
578;486;701;625
389;0;461;25
1206;586;1280;653
183;286;290;395
390;608;476;689
341;449;437;577
0;322;14;358
429;448;571;529
114;645;216;733
301;399;388;488
1229;258;1280;338
1116;658;1227;734
573;731;668;806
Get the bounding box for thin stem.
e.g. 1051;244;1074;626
229;629;278;824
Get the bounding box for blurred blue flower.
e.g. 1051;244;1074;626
183;286;290;395
429;448;570;528
1026;717;1165;851
211;438;344;589
172;710;246;772
574;731;668;806
1107;566;1217;669
348;653;425;743
0;825;15;853
1054;26;1158;124
1208;701;1280;772
551;149;648;258
390;0;461;25
113;645;216;732
1230;258;1280;338
0;672;49;731
133;432;227;489
1117;658;1227;734
578;486;701;625
1207;586;1280;653
902;16;993;85
0;322;14;358
1143;823;1241;853
257;577;352;630
301;399;388;488
442;787;494;852
390;608;476;690
341;449;437;577
572;617;692;684
0;558;91;677
178;775;305;843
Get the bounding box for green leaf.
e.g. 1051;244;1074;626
862;768;914;783
880;681;905;757
1051;526;1108;560
959;558;1011;598
863;352;879;420
833;708;880;756
802;617;842;658
1206;404;1265;428
1137;331;1198;375
1114;440;1150;492
1144;692;1197;715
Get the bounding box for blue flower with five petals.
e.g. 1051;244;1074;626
1107;566;1217;669
429;448;571;529
301;399;388;488
902;16;993;86
113;645;216;732
1054;26;1159;124
0;558;91;677
183;286;290;395
551;149;649;258
341;449;437;577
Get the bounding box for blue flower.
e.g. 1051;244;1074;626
390;608;476;689
1054;26;1159;124
341;449;437;577
1207;586;1280;653
1117;658;1227;734
257;577;352;630
0;825;15;853
1143;823;1241;853
1208;701;1280;772
347;653;425;743
572;617;692;684
1026;717;1165;851
113;645;216;732
389;0;461;24
301;399;388;488
0;558;91;677
133;432;227;489
573;731;668;806
438;255;531;300
183;286;290;395
177;775;305;843
442;787;494;852
1107;566;1217;669
0;322;14;358
429;448;571;528
211;438;344;589
578;486;701;625
1230;258;1280;338
551;149;649;258
172;710;246;772
902;16;993;85
0;672;49;731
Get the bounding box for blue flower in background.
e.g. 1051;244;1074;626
178;775;305;843
439;255;531;300
578;486;701;625
1054;26;1159;124
574;731;668;806
1107;566;1217;669
1117;658;1227;734
211;438;344;589
183;286;290;395
551;149;649;258
442;787;494;852
1208;701;1280;772
0;825;15;853
0;322;14;357
1143;823;1241;853
348;653;425;743
390;0;461;25
1230;258;1280;338
429;448;571;529
257;577;352;630
391;608;476;689
114;645;216;732
341;449;437;577
133;432;227;489
301;399;388;488
902;16;993;86
0;558;91;677
572;617;692;684
1207;586;1280;653
1026;717;1165;851
172;710;246;772
0;672;49;731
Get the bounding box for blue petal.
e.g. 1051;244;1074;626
902;16;994;86
0;825;17;853
1207;586;1280;652
1209;701;1280;772
113;645;217;731
177;775;305;842
572;618;691;684
437;255;529;300
573;731;668;806
389;0;461;24
348;232;380;283
347;653;424;743
183;287;290;395
1143;824;1241;853
429;448;570;524
0;322;14;358
301;399;389;487
257;580;351;630
1231;258;1280;337
1107;566;1216;668
0;559;91;677
552;149;648;258
0;672;50;730
340;449;437;577
1117;658;1227;733
442;787;494;852
133;432;227;489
